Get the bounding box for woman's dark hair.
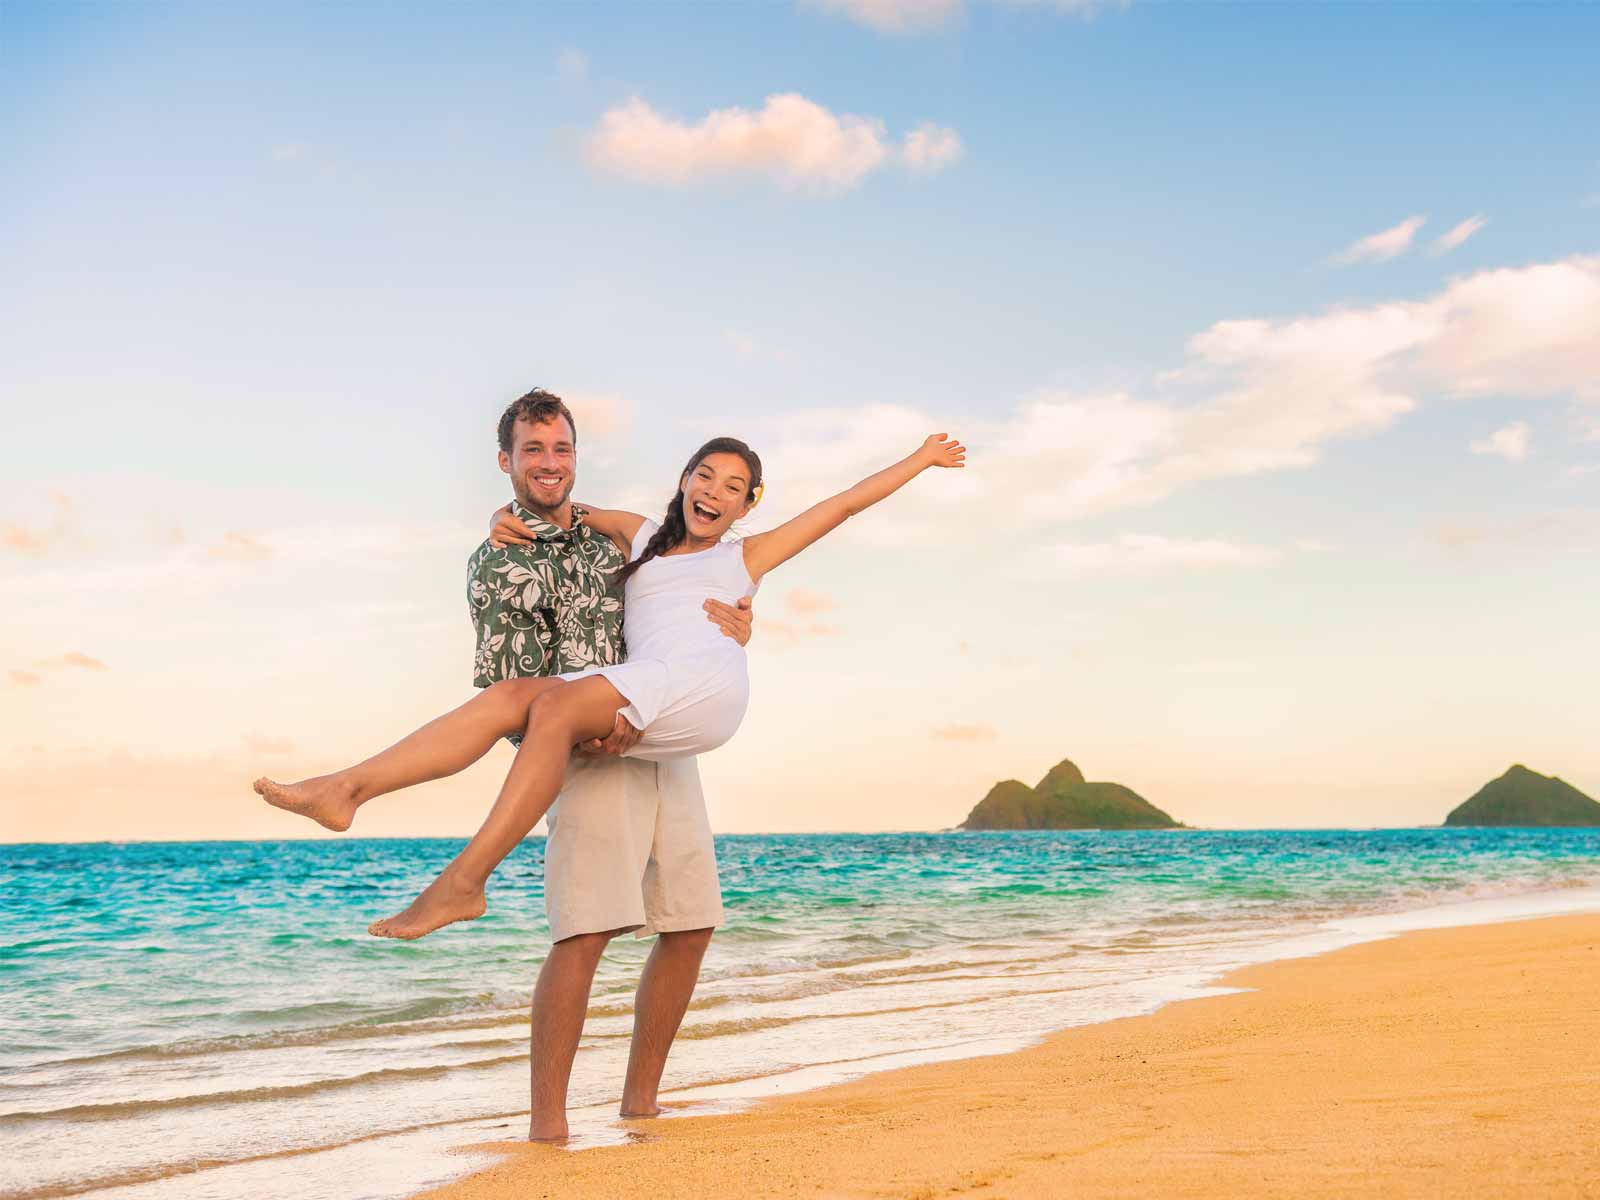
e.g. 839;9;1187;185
617;437;762;586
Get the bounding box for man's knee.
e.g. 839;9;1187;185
548;925;632;963
657;926;714;954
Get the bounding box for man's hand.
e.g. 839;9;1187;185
489;503;536;548
579;712;643;757
704;596;754;647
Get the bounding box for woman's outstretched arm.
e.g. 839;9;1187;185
741;433;964;581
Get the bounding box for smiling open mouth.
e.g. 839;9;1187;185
691;501;721;522
532;475;564;488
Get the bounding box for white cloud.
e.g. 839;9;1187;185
1054;534;1281;574
805;0;965;32
243;734;295;755
758;618;844;649
1431;509;1600;551
587;94;891;192
1171;659;1257;677
1417;258;1600;401
1432;215;1486;255
586;94;961;193
997;0;1126;13
34;652;108;672
930;722;998;741
744;254;1600;546
724;329;759;358
721;328;795;366
2;491;74;556
2;524;47;554
786;587;837;614
206;531;274;562
557;47;589;83
1470;420;1531;461
1336;215;1426;264
566;393;634;440
0;519;479;608
806;0;1121;33
901;122;964;173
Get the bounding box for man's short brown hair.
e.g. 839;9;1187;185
498;389;577;452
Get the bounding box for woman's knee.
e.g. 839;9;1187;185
483;677;544;720
524;681;574;733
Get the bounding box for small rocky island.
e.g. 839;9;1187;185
1444;764;1600;827
960;758;1184;830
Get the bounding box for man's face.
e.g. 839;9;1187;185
499;415;577;514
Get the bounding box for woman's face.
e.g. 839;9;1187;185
680;451;755;540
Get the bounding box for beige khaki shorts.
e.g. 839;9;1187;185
541;754;725;943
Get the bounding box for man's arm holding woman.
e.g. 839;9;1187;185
486;503;756;648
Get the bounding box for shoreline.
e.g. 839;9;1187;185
2;825;1564;847
423;912;1600;1199
12;844;1599;1200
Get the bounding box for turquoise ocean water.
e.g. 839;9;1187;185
4;829;1600;1199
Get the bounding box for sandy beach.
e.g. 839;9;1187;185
425;913;1600;1199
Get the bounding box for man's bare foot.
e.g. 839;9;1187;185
619;1104;662;1119
253;775;360;833
527;1116;569;1142
367;869;487;940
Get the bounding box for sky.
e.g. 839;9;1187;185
3;0;1599;843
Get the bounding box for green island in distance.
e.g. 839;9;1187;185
959;759;1186;831
957;760;1600;831
1444;764;1600;827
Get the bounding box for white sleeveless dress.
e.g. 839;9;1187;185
559;519;759;760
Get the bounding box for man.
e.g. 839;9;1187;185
470;387;751;1141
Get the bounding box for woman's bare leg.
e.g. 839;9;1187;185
368;676;628;940
253;677;555;831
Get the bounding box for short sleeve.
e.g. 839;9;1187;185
630;518;661;559
468;542;553;687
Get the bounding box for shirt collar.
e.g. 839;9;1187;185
510;500;585;544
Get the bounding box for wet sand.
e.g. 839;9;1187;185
424;913;1600;1199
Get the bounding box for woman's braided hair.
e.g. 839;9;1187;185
617;437;763;587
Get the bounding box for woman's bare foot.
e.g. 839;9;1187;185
619;1104;662;1119
253;775;360;832
367;869;487;940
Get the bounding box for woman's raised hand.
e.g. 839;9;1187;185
919;433;966;470
488;504;536;548
741;431;967;580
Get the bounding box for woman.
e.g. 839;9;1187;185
255;431;965;939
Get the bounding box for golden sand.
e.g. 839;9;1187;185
425;914;1600;1198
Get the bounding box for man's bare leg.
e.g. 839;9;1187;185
619;926;714;1118
252;677;553;831
528;928;619;1141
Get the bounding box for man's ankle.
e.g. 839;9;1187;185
619;1089;659;1115
528;1112;568;1141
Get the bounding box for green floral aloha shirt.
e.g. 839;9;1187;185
468;501;626;688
